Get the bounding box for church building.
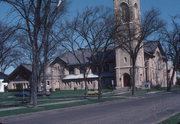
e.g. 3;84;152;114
5;0;176;91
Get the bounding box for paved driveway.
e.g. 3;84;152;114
1;92;180;124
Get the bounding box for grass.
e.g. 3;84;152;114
102;89;113;93
51;89;113;97
0;89;113;108
0;92;17;97
0;97;77;109
159;113;180;124
51;90;84;97
0;96;124;117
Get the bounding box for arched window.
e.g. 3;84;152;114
134;3;138;19
120;3;130;22
124;57;128;63
156;52;161;70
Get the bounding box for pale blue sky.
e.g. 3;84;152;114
0;0;179;74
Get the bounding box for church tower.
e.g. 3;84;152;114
114;0;141;24
114;0;145;89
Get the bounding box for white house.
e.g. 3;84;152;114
0;72;8;92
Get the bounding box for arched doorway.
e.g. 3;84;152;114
123;73;131;87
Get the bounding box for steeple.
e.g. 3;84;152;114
114;0;141;23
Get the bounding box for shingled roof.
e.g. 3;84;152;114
60;50;92;65
55;48;115;66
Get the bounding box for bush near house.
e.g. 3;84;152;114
151;84;162;90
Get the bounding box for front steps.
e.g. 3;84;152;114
113;87;130;94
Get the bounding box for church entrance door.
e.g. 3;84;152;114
123;73;131;87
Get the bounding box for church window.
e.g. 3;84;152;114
69;67;74;74
120;3;130;22
124;57;128;63
158;61;161;70
57;65;61;71
47;81;50;85
134;3;138;19
140;74;142;81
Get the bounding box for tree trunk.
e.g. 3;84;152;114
83;72;88;99
98;75;102;100
166;61;169;89
131;64;136;96
30;49;39;107
42;63;47;92
167;68;176;92
30;79;33;104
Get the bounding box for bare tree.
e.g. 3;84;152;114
62;7;115;99
115;8;164;95
61;24;91;98
1;0;67;107
161;16;180;91
0;21;21;73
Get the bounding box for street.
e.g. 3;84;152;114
1;92;180;124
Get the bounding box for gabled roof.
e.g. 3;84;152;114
144;41;165;56
0;72;8;79
144;41;159;54
60;50;92;66
52;48;115;66
4;64;32;82
144;41;167;61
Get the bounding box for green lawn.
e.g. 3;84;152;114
0;92;16;97
159;113;180;124
0;97;124;117
51;89;113;97
51;89;84;97
0;89;113;108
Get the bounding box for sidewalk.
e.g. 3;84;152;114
0;99;87;112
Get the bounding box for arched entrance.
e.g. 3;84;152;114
123;73;131;87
